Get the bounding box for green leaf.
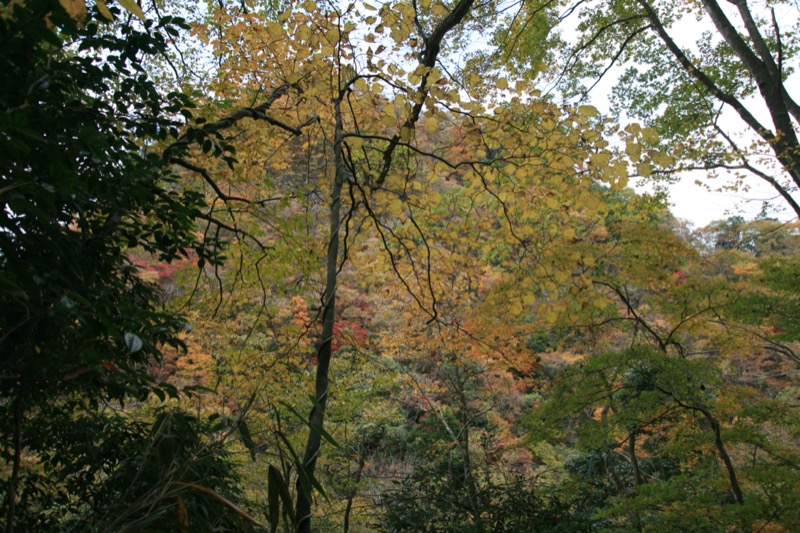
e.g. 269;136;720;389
124;332;143;354
268;465;293;530
237;419;257;460
274;430;329;502
282;400;341;450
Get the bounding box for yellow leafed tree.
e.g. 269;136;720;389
168;0;645;529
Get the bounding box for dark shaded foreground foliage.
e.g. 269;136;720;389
0;1;250;530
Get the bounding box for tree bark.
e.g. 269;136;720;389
292;2;477;528
661;390;746;505
293;100;346;533
700;409;745;505
342;455;366;533
627;430;643;532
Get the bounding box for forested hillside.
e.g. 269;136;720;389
2;0;799;531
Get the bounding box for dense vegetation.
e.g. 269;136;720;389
2;0;798;531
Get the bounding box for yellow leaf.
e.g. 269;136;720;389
552;154;574;170
446;88;461;103
59;0;86;21
424;116;438;133
296;24;311;41
594;297;610;309
116;0;145;21
380;111;395;128
432;3;448;16
613;175;629;190
388;197;404;215
651;151;674;167
608;160;627;180
266;21;283;39
578;105;598;117
641;127;659;143
346;136;363;150
590;152;610;167
625;139;641;162
95;0;113;20
496;78;508;90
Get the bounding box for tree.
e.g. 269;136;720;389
165;0;645;528
492;0;800;218
0;1;258;530
698;216;800;256
521;202;800;530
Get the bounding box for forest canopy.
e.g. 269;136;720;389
1;0;799;531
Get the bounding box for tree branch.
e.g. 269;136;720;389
636;0;771;144
375;0;476;186
164;82;317;158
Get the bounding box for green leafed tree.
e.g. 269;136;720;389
0;1;255;530
491;0;800;218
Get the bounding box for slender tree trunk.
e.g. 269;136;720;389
290;2;478;527
453;369;479;517
700;409;744;505
664;392;746;506
627;430;643;532
342;455;366;533
294;100;347;533
628;430;643;488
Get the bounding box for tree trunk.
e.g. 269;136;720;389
701;409;745;505
637;0;800;219
342;455;366;533
294;101;347;533
291;2;478;527
627;430;643;532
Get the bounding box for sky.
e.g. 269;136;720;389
636;172;792;228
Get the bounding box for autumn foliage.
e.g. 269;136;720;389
2;0;800;532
